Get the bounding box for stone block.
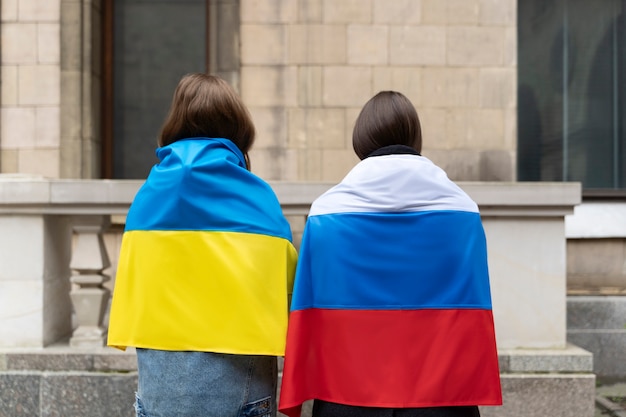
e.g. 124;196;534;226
288;108;346;149
241;66;298;107
372;67;422;107
322;0;372;23
298;0;322;22
420;67;447;108
389;26;446;65
373;0;421;24
0;347;137;373
322;66;372;107
321;149;359;182
479;68;516;109
241;0;297;23
347;25;388;65
1;0;18;22
289;25;347;65
93;349;138;371
447;0;479;24
445;109;472;148
497;345;593;373
479;150;514;181
504;27;517;66
43;279;72;347
422;68;481;109
466;109;506;149
1;23;38;64
248;107;288;149
0;150;19;173
480;374;596;417
35;107;61;148
425;149;481;181
17;0;60;22
60;71;81;132
1;107;36;149
249;147;298;181
1;65;18;106
446;68;480;108
418;107;447;149
18;149;61;178
504;108;516;151
241;24;288;65
567;296;626;330
296;149;322;181
0;373;40;416
486;217;567;349
421;0;446;24
567;239;625;286
40;372;137;417
298;66;323;106
37;24;60;64
0;216;44;280
5;353;92;371
60;1;82;71
18;65;61;106
479;0;516;26
569;330;626;379
345;108;361;138
447;26;505;67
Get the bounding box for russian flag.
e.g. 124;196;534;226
279;153;502;416
108;138;297;356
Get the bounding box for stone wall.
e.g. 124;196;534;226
240;0;518;183
0;0;101;179
1;0;62;177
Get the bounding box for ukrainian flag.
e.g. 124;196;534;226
279;153;502;416
108;138;297;356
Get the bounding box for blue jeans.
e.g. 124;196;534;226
135;348;277;417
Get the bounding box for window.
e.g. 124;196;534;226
518;0;626;193
102;0;208;179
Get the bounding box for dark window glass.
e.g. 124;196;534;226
113;0;206;179
518;0;626;191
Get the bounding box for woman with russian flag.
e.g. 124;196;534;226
108;73;297;417
279;91;502;417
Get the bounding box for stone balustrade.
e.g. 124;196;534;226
0;176;581;351
0;176;600;416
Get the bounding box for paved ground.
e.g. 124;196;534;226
596;382;626;417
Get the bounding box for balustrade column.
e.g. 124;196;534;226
69;215;112;347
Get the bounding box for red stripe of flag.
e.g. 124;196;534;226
279;308;502;417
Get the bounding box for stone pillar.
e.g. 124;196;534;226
0;213;73;347
69;216;111;347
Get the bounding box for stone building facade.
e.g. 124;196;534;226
0;0;516;184
0;0;624;385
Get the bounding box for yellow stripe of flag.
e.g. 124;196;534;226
108;230;297;355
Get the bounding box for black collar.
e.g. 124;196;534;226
366;145;420;158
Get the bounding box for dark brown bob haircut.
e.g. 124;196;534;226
158;73;255;166
352;91;422;160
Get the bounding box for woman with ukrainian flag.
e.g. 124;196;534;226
279;91;502;417
108;73;297;417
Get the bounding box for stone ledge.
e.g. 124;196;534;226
0;346;136;372
3;344;594;374
497;344;593;373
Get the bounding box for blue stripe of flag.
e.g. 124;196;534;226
290;210;492;311
124;138;292;241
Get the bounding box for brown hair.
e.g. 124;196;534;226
158;73;255;167
352;91;422;160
